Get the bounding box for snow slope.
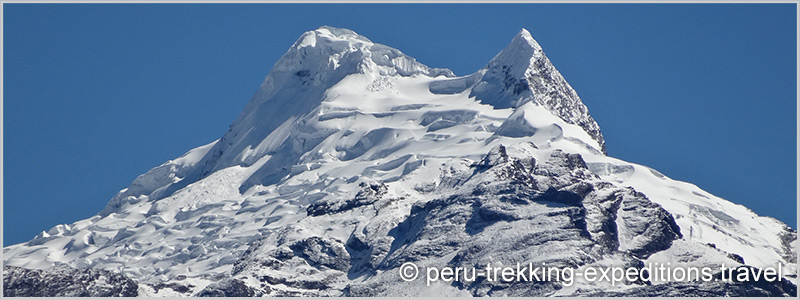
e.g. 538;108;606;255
3;26;796;296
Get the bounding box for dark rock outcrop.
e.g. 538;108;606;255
3;265;138;297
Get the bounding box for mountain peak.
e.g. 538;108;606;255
511;28;543;52
4;26;796;297
290;26;371;50
192;27;454;177
274;26;454;79
469;28;606;153
491;28;544;69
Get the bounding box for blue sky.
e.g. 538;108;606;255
3;4;796;246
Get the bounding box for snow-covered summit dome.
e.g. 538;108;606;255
272;26;454;81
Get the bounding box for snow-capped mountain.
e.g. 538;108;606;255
3;26;796;297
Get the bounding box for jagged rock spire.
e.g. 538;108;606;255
470;28;606;153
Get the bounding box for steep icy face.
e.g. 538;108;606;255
468;29;605;153
3;26;796;297
197;26;454;178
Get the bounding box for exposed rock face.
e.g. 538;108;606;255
3;265;138;297
227;144;704;296
577;269;798;297
195;278;257;297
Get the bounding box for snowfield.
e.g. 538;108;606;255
3;26;796;297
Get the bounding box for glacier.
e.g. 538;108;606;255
3;26;796;297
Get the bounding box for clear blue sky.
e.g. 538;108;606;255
3;4;796;246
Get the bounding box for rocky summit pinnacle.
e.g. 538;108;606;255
471;28;605;153
3;27;796;297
